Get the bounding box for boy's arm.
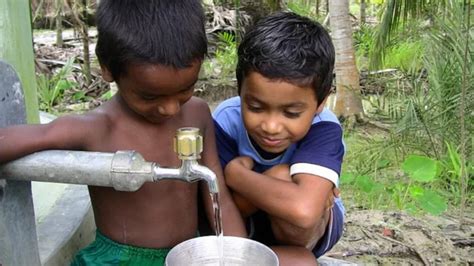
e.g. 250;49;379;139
230;191;258;218
225;158;333;230
228;161;338;217
199;105;246;237
0;115;100;163
227;161;293;218
221;155;257;218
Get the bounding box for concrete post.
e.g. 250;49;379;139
0;61;41;265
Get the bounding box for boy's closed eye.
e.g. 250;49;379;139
141;94;158;101
247;104;264;112
283;110;302;118
246;103;303;119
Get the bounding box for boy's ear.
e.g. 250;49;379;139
100;64;114;82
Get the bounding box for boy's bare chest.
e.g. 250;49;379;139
94;118;200;167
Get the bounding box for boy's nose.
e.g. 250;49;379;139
157;99;180;116
261;118;282;135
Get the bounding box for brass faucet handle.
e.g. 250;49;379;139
174;127;203;160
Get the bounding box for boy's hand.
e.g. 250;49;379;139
228;156;254;170
325;187;340;211
224;156;254;191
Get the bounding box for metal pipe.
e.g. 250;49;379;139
0;150;154;191
0;127;219;193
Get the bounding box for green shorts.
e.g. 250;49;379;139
71;230;171;266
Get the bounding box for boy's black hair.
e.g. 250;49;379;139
96;0;207;80
236;12;335;106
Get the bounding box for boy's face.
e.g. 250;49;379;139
107;61;201;124
240;71;324;154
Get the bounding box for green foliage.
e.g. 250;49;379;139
36;58;77;113
203;31;237;80
383;41;424;72
71;91;88;102
100;89;115;101
354;24;376;70
439;141;474;205
354;23;424;72
287;1;318;19
216;31;237;77
416;190;448;215
402;155;447;215
340;172;355;185
370;0;454;69
363;3;473;162
342;153;447;215
402;155;438;182
421;11;474;152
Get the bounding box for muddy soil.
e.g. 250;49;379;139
33;31;473;266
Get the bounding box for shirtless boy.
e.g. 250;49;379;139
0;1;245;264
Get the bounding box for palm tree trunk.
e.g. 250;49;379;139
329;0;364;118
55;0;63;48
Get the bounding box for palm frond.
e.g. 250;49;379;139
370;0;454;69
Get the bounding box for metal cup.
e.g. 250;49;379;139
166;236;279;266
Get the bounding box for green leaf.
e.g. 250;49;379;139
72;91;86;101
402;155;438;182
51;79;72;104
100;89;115;101
340;172;355;184
355;175;376;193
416;190;447;215
445;141;461;176
409;185;424;199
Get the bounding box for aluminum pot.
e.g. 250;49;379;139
165;236;279;266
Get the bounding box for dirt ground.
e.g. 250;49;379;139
325;209;473;265
33;31;473;266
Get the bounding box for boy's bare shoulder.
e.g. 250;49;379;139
183;97;211;116
56;103;112;129
186;96;210;109
180;97;213;126
45;103;114;150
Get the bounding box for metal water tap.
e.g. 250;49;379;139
153;127;219;193
0;127;219;193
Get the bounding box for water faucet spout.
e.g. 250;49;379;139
152;127;219;193
183;160;219;193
